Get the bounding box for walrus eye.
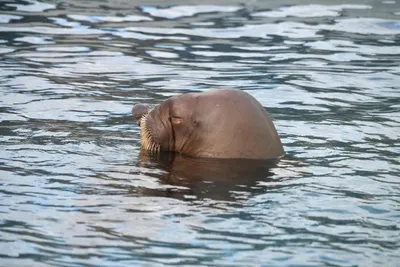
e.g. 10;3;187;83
171;116;183;125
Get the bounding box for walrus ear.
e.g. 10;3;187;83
171;117;183;125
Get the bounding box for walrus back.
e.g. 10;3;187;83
194;89;285;159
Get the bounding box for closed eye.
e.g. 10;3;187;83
171;116;183;125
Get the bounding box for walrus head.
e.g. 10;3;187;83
132;89;285;159
132;93;200;155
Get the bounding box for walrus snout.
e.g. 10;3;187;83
132;104;155;126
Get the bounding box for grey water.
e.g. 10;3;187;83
0;0;399;266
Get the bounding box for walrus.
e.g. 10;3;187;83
132;89;284;159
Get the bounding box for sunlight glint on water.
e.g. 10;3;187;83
0;0;399;266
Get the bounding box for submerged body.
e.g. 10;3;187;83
132;89;284;159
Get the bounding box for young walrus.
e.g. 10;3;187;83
132;89;284;159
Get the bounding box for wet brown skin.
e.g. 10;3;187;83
132;89;285;159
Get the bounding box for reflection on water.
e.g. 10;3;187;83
0;0;399;266
137;152;284;201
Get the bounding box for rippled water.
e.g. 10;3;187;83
1;0;400;266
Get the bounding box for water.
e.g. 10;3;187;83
0;0;399;266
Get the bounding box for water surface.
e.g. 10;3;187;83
0;0;399;266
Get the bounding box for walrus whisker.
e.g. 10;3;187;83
141;113;160;154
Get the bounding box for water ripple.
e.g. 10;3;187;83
0;1;399;266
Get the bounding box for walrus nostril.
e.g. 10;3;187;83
132;104;155;126
137;118;142;126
